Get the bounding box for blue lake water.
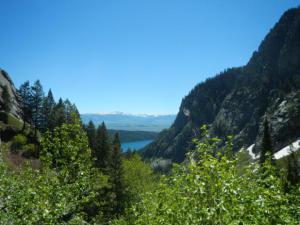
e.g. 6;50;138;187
121;139;153;151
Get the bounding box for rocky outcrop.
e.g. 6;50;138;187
0;69;21;118
143;7;300;162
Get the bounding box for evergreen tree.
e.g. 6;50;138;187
41;89;55;132
86;121;97;150
64;99;80;125
18;81;33;125
287;150;300;186
111;133;126;215
64;99;73;124
51;98;66;129
70;103;80;122
1;85;12;113
260;117;274;165
31;80;45;133
95;122;112;170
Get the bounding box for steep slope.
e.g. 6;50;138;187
0;69;24;142
143;7;300;163
0;69;21;118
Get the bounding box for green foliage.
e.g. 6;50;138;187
111;130;300;225
110;133;126;216
123;153;157;204
18;80;81;133
95;122;112;170
31;80;45;133
11;134;27;152
23;143;38;156
260;117;274;165
18;81;33;124
85;120;97;150
0;118;108;224
41;89;55;132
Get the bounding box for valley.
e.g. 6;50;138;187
0;3;299;225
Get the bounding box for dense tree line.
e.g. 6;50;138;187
18;80;80;134
0;79;297;224
111;127;300;225
16;80;136;222
0;111;156;224
84;120;127;220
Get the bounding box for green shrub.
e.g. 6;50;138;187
111;127;300;225
0;118;108;224
24;144;37;156
11;134;27;152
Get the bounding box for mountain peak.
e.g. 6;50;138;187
143;7;300;162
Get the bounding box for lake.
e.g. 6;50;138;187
121;139;153;151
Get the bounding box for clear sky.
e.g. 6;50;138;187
0;0;299;115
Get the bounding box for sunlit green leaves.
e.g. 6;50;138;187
111;133;300;225
0;118;108;224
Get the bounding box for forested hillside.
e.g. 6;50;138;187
143;7;300;163
0;75;157;224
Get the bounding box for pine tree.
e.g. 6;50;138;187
1;85;12;113
18;81;33;125
62;99;81;125
287;150;300;186
41;89;55;132
51;98;66;129
260;117;274;165
95;122;112;170
111;133;126;215
64;99;73;124
31;80;45;133
86;121;97;150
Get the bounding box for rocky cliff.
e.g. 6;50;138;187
0;69;21;118
143;7;300;162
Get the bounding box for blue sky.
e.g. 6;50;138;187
0;0;299;115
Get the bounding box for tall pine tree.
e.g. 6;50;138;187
51;98;66;129
260;117;274;165
287;150;300;186
41;89;55;132
31;80;45;134
18;81;33;126
95;122;112;171
86;121;97;150
111;133;126;216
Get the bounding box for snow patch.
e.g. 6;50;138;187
246;139;300;160
274;139;300;160
247;144;259;160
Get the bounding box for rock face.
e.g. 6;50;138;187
0;69;21;118
143;7;300;162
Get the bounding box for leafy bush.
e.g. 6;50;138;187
123;153;157;205
11;134;27;152
0;118;108;224
23;143;37;156
111;127;300;225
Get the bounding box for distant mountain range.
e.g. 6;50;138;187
81;113;176;132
